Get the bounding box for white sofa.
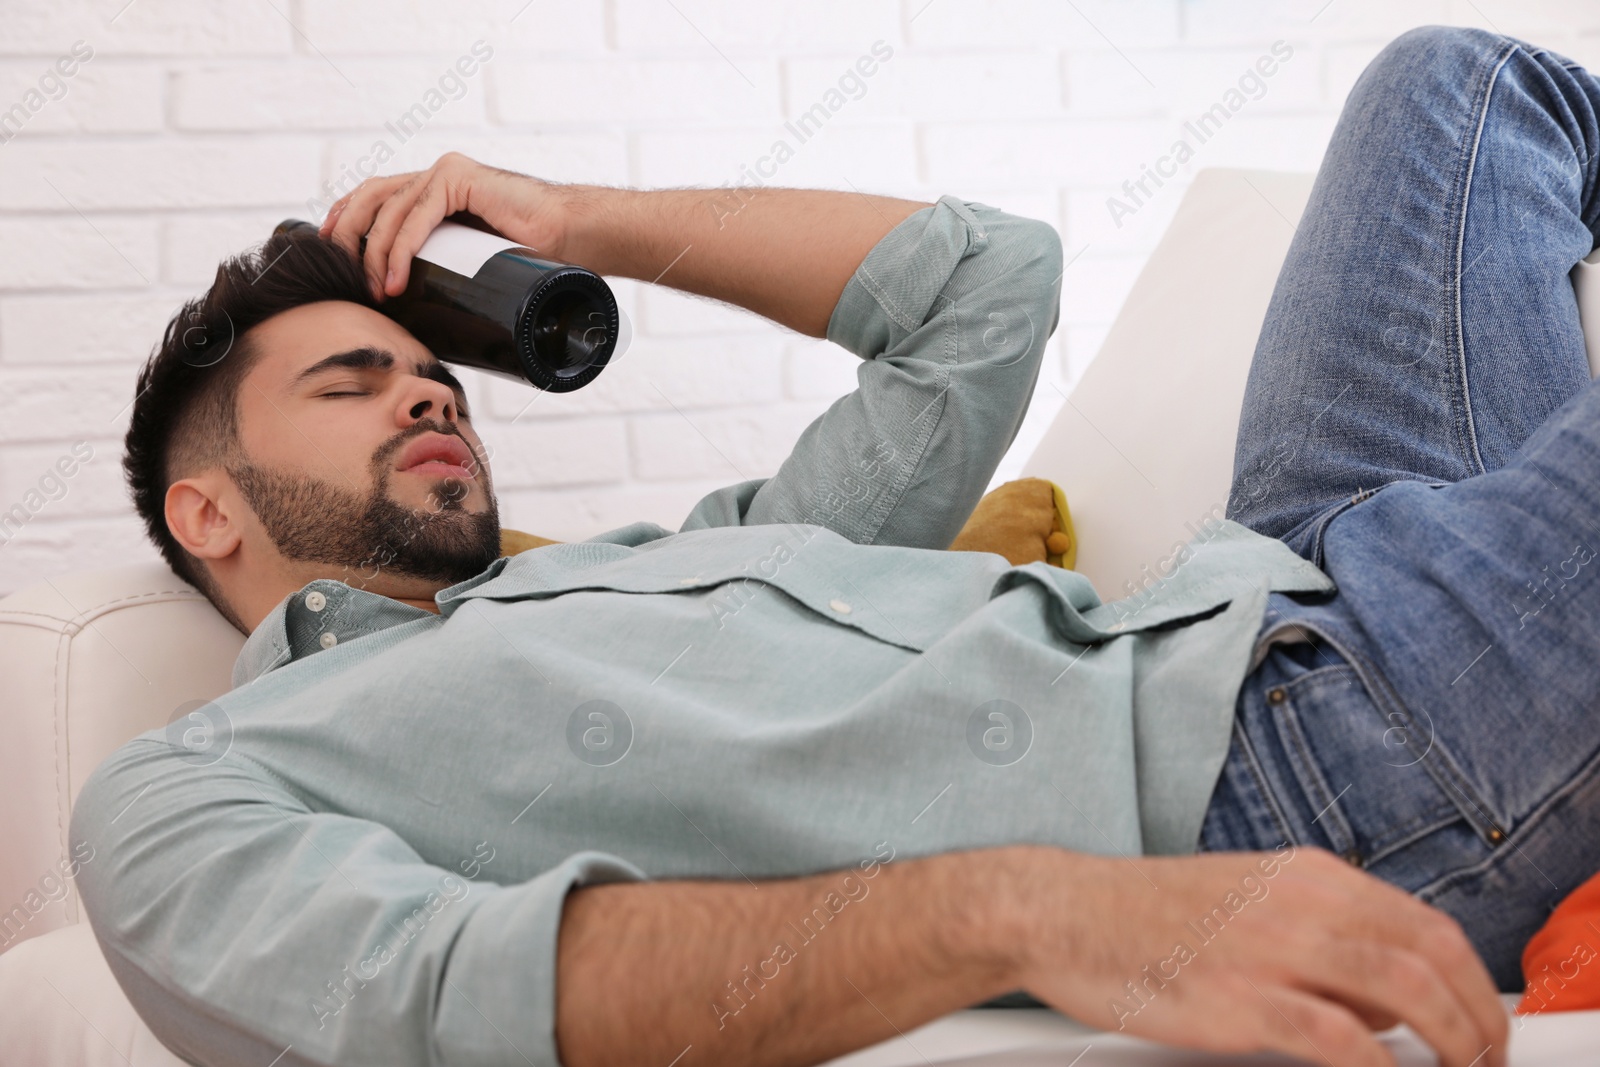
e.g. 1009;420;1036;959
4;169;1600;1066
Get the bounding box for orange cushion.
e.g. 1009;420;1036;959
1517;868;1600;1015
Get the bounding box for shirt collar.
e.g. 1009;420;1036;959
231;523;676;688
231;577;439;688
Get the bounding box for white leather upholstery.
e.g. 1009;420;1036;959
0;565;240;1064
0;924;186;1067
3;168;1598;1065
0;565;245;941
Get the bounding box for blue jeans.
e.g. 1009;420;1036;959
1198;25;1600;991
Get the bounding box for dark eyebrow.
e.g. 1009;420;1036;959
289;345;395;388
290;345;470;414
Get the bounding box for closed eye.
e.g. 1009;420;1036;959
318;390;368;398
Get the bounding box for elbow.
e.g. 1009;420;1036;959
971;219;1063;376
1010;218;1064;339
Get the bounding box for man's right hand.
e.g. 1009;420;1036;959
318;152;571;303
1007;845;1509;1067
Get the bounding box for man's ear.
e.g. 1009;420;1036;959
164;473;243;562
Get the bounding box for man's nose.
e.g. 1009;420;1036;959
397;379;458;426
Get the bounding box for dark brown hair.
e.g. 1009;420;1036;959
123;225;377;629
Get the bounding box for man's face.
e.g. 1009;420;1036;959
228;299;501;588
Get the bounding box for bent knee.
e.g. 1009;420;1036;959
1363;24;1513;84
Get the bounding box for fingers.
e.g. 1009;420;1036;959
1346;1003;1403;1032
1023;849;1505;1067
384;173;465;297
1408;907;1508;1059
1340;868;1509;1064
328;154;479;301
1249;983;1396;1067
310;153;545;301
1278;851;1507;1067
358;171;433;300
1306;938;1495;1067
321;173;411;260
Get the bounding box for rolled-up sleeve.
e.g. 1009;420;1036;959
71;739;643;1067
679;195;1063;549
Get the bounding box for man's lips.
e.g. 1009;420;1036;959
395;433;477;480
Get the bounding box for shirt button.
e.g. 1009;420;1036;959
304;590;327;612
318;632;338;650
829;598;853;614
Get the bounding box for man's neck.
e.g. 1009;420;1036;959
393;595;443;615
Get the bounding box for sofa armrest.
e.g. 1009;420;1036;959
0;564;244;953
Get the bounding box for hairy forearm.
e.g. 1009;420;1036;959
554;845;1045;1067
554;185;932;337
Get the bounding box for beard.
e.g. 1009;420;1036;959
228;419;502;587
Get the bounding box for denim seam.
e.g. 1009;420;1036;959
1414;735;1600;905
1270;669;1359;854
1362;805;1472;870
1300;480;1396;568
1300;494;1360;570
1228;713;1300;849
1255;616;1507;845
1362;799;1467;859
1451;39;1523;477
1335;637;1508;841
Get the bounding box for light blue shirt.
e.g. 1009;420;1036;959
73;197;1334;1067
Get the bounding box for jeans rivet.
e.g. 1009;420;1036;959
1267;687;1287;705
1488;826;1506;845
1343;849;1364;868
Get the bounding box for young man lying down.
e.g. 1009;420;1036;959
75;24;1600;1067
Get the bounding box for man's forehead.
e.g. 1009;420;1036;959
244;301;451;388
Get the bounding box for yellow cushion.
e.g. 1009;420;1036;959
498;477;1077;570
948;476;1076;569
498;529;562;556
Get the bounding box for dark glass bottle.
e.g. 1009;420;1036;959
273;216;620;393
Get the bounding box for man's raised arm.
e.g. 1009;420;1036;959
323;151;930;338
322;154;1064;550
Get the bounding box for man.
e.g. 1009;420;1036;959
74;23;1600;1067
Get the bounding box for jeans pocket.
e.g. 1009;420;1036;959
1222;641;1494;892
1265;660;1468;869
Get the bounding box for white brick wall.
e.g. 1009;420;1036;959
2;0;1597;595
